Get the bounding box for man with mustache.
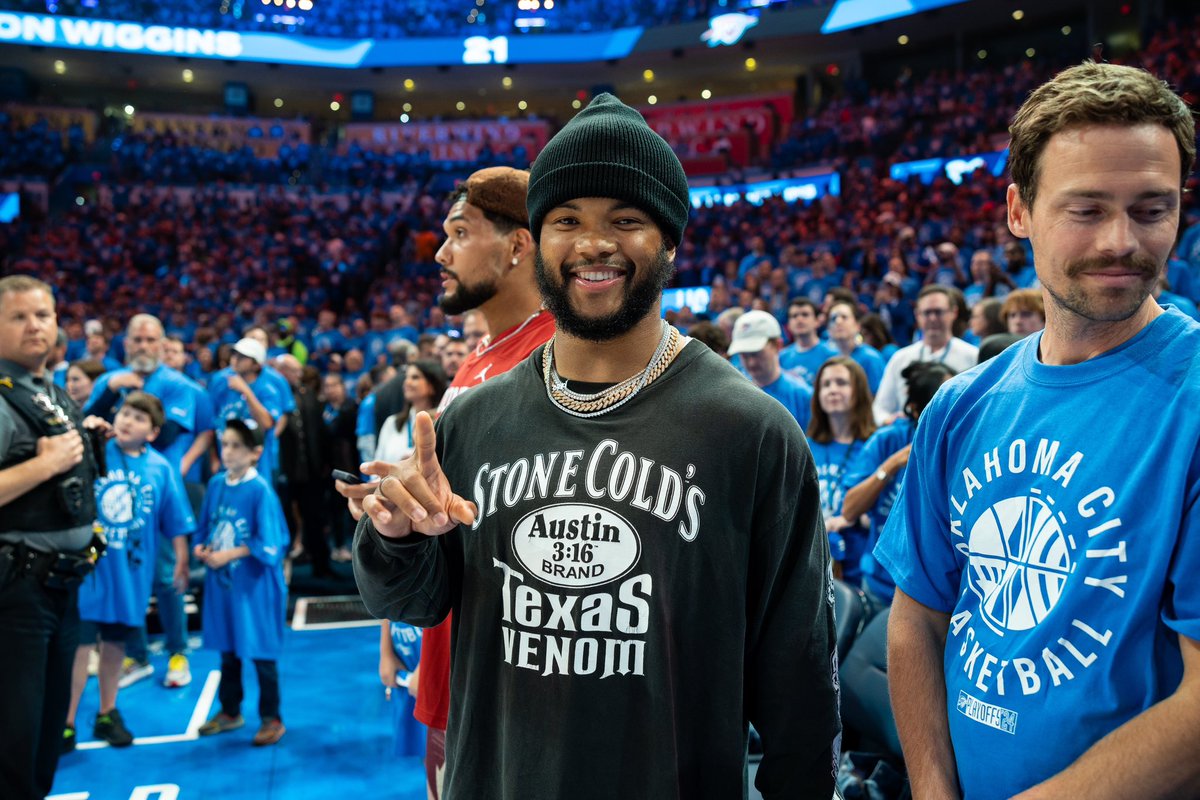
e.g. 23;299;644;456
351;93;839;799
876;63;1200;800
345;166;552;799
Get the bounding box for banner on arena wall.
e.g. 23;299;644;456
642;93;794;149
889;149;1009;185
0;13;643;67
688;171;841;208
341;120;551;158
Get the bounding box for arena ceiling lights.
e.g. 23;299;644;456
0;12;643;67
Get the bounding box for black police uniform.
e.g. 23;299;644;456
0;357;100;800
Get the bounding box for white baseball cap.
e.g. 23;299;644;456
727;310;782;356
232;337;267;365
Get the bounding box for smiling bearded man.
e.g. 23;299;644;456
352;93;841;800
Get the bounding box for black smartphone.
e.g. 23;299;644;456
331;469;364;485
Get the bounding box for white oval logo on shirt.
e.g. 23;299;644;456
510;503;641;589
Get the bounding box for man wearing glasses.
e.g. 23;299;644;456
873;285;977;424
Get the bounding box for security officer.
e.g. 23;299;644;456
0;275;103;800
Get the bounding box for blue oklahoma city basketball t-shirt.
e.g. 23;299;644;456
80;440;196;626
875;308;1200;800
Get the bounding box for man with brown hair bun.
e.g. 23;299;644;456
342;166;553;800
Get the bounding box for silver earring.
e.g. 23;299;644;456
512;257;519;266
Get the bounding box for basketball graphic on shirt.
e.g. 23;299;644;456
99;482;135;525
211;520;239;552
95;475;153;541
967;494;1073;635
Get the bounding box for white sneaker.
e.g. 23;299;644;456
117;658;154;689
163;653;192;688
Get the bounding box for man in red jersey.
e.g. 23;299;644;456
340;166;552;798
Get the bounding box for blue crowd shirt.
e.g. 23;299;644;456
1166;259;1197;302
207;370;287;486
86;364;203;473
758;370;812;432
779;340;838;387
844;417;914;602
310;327;347;356
363;331;389;366
161;373;214;483
257;365;295;476
810;438;869;583
182;389;215;484
197;469;288;661
389;621;426;758
1161;295;1200;322
356;392;376;439
874;308;1200;800
845;342;886;394
87;364;196;429
79;441;196;626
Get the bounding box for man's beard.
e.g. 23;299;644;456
438;272;499;316
128;354;159;374
1043;253;1161;323
536;245;675;342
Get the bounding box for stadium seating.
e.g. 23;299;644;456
832;578;870;661
839;607;902;758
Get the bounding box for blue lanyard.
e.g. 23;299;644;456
820;440;859;517
918;342;951;363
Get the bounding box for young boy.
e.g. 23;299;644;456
194;418;288;746
66;392;195;750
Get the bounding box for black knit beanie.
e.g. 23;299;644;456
527;93;690;246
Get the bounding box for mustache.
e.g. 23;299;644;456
1065;254;1160;278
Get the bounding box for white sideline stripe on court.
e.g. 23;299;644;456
186;669;221;734
46;793;90;800
76;670;220;751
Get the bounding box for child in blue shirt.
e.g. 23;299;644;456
194;418;289;746
379;620;425;758
66;392;195;750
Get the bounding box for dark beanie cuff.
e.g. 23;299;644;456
528;160;690;245
527;93;690;247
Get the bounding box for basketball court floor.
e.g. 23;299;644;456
51;580;768;800
50;598;427;800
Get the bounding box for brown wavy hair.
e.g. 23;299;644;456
1009;61;1195;208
